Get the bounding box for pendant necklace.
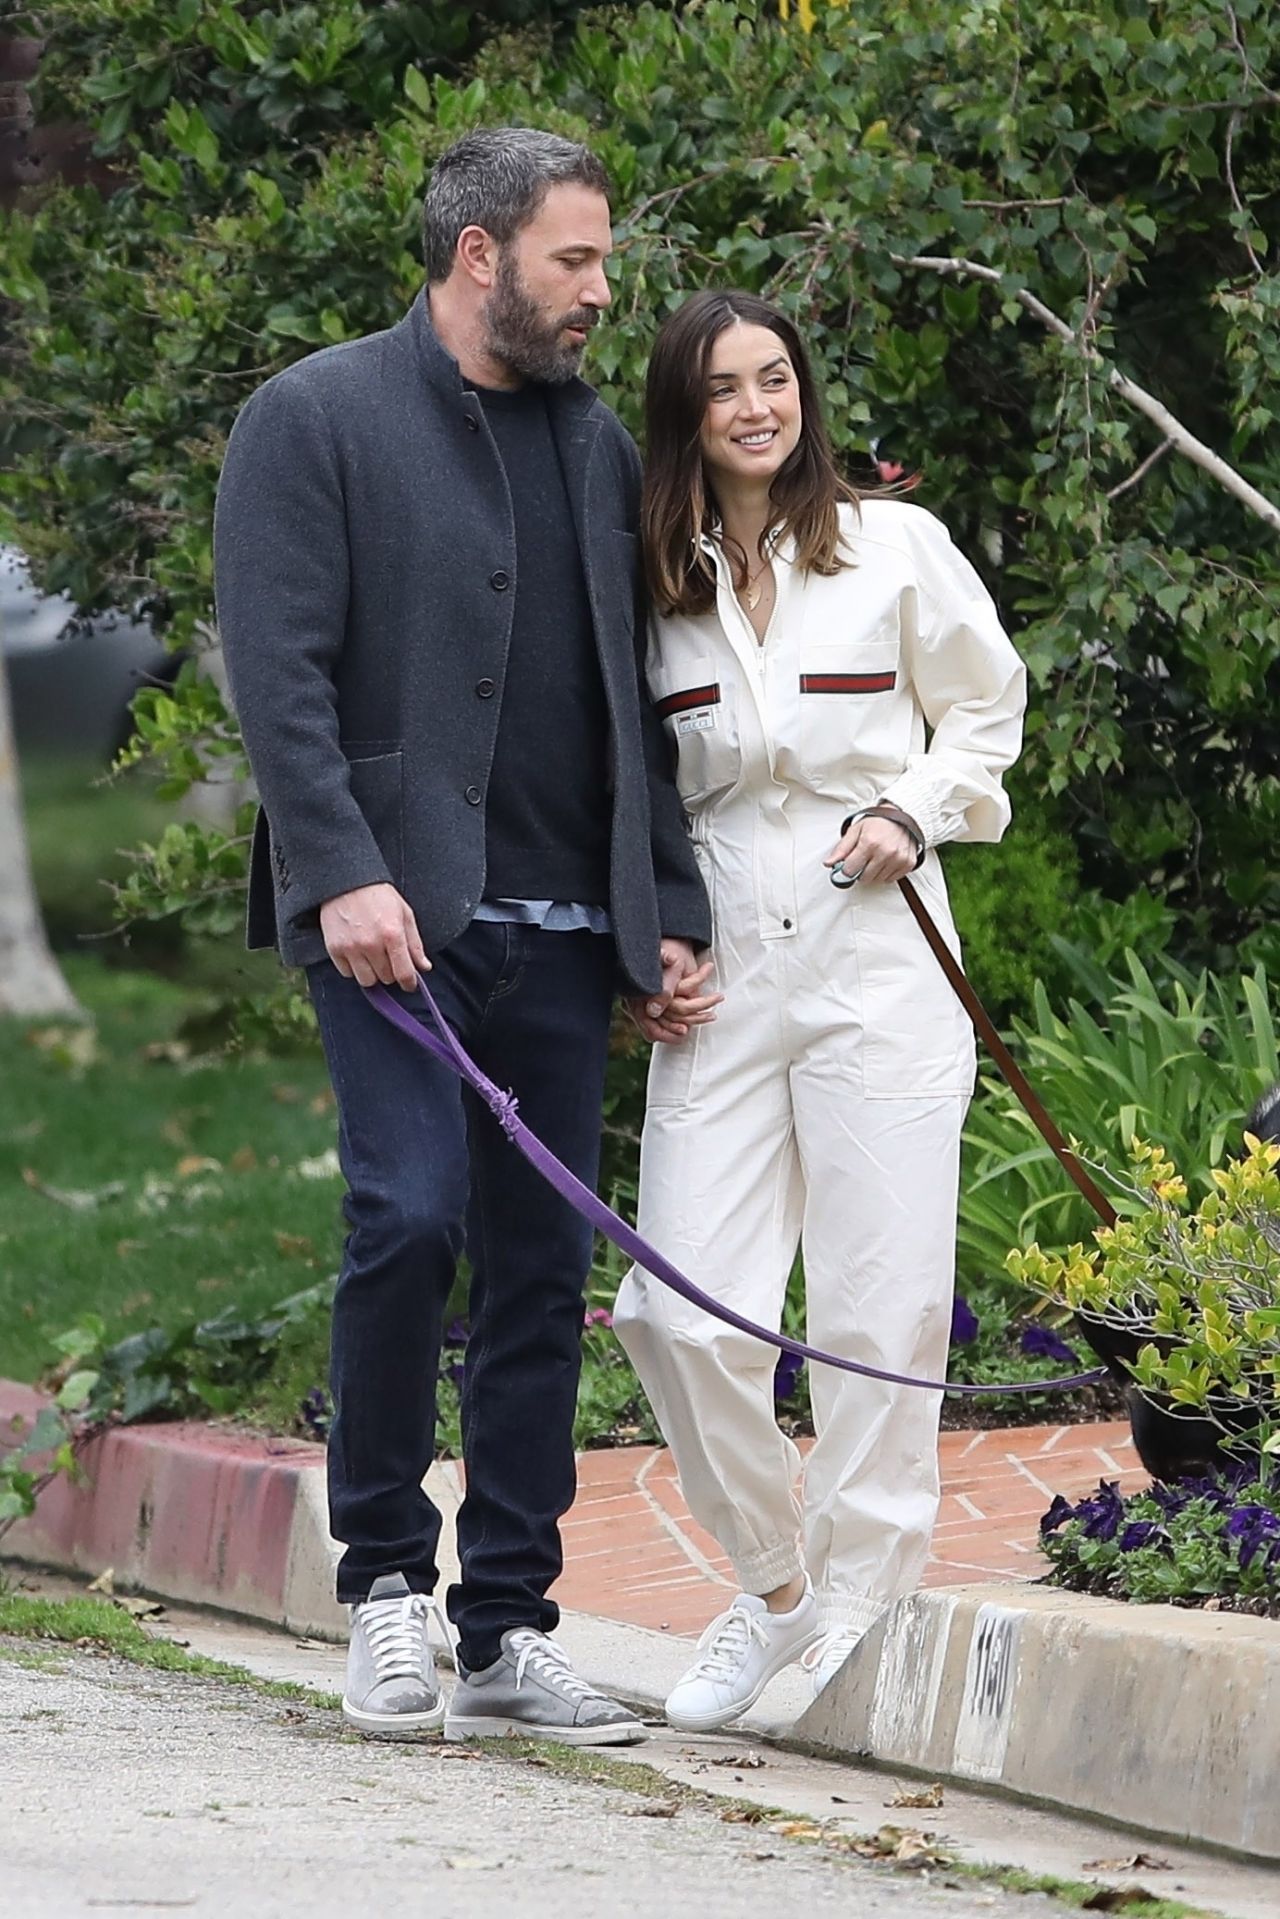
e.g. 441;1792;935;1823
741;556;772;611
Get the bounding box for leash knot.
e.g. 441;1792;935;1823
489;1087;521;1137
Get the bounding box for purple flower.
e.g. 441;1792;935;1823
1039;1493;1077;1536
584;1307;614;1330
1019;1323;1079;1366
1225;1504;1278;1539
446;1360;466;1388
299;1387;330;1440
1151;1482;1192;1516
1078;1479;1125;1542
774;1350;805;1402
1119;1520;1161;1552
950;1294;979;1346
443;1317;469;1349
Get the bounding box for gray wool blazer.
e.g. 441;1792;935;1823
213;291;710;993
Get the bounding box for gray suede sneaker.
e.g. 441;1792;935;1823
343;1572;446;1738
444;1628;645;1746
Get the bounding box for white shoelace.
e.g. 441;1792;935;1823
686;1604;770;1683
508;1630;599;1701
362;1590;451;1682
800;1626;859;1679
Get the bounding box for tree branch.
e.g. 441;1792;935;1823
891;252;1280;535
1107;438;1175;501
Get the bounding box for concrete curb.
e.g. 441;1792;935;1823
1;1380;461;1640
4;1381;1278;1861
791;1584;1280;1863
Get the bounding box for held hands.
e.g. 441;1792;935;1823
320;882;430;991
824;815;917;887
627;937;724;1046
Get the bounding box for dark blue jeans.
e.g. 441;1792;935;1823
307;920;617;1670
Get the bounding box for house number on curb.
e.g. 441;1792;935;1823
952;1604;1021;1782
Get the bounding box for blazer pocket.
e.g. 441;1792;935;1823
346;748;405;887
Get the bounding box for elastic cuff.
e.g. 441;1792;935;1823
733;1541;805;1594
875;773;945;850
816;1592;889;1635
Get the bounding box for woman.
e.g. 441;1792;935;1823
612;290;1026;1733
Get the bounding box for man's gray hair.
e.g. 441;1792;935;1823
422;127;610;284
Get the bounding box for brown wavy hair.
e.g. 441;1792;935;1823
642;289;858;616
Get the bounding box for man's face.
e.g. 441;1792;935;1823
483;183;613;384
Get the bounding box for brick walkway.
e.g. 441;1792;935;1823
554;1421;1144;1636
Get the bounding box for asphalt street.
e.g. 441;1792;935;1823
1;1643;1085;1919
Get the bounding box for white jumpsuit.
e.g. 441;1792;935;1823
613;498;1027;1634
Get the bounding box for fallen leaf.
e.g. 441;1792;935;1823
22;1169;126;1212
309;1089;336;1115
274;1232;315;1258
710;1752;766;1769
443;1856;502;1871
720;1806;767;1825
176;1155;221;1179
87;1568;116;1596
229;1146;259;1173
115;1595;165;1620
767;1819;824;1841
887;1783;944;1810
26;1024;99;1075
271;1083;302;1104
1083;1856;1171;1874
1082;1887;1165;1911
142;1039;191;1065
295;1149;342;1181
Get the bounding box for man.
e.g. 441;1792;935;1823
214;127;710;1744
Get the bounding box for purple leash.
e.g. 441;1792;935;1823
363;975;1105;1398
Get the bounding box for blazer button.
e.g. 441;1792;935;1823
464;413;479;432
465;785;483;806
490;570;510;591
476;677;495;698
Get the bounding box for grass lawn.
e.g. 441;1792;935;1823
0;955;342;1388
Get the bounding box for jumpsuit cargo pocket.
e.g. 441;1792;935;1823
797;636;901;792
852;858;976;1099
344;746;405;889
650;658;742;807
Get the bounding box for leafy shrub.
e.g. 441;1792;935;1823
945;787;1082;1024
958;955;1279;1291
1012;1135;1280;1455
4;0;1278;964
1040;1469;1280;1612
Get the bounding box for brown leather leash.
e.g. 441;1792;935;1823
898;876;1118;1228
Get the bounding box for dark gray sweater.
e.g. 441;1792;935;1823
213;292;709;992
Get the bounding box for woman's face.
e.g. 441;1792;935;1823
698;321;803;492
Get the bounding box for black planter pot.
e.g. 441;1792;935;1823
1073;1307;1259;1482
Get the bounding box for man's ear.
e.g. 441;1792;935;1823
455;224;499;290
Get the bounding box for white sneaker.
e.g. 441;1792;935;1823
801;1624;866;1698
343;1572;449;1738
664;1584;819;1733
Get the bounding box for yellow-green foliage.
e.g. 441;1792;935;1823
1010;1136;1280;1421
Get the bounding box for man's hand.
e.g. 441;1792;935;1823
627;938;723;1045
320;883;430;991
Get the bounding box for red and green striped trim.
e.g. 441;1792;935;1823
655;683;721;719
799;671;897;695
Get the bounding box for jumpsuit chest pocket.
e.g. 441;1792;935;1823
650;656;742;806
796;636;900;791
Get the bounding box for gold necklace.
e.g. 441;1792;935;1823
740;556;773;611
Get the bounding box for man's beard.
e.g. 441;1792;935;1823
483;249;596;385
